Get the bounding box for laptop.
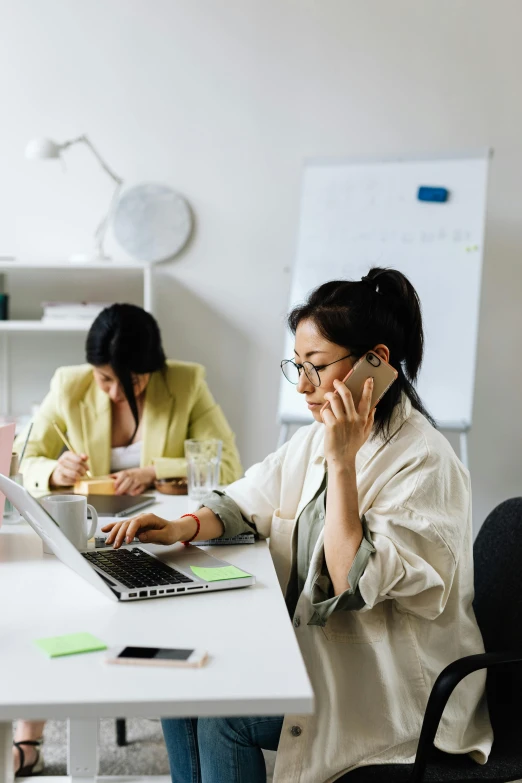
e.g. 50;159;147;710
0;474;255;602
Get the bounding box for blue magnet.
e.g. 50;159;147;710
417;186;449;203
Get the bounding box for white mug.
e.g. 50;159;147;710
41;495;98;553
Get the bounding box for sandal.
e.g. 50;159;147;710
13;739;44;777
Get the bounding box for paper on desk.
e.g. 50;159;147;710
34;632;107;658
190;565;251;582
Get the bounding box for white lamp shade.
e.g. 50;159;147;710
25;137;61;160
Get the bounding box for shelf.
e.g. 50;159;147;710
0;260;149;271
0;262;154;417
0;320;92;332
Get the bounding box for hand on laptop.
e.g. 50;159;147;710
102;513;191;549
50;451;90;488
102;506;224;550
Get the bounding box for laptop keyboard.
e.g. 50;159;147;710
82;548;195;590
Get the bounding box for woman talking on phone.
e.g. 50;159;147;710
105;268;492;783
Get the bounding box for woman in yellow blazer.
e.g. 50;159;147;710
12;303;242;777
16;303;243;495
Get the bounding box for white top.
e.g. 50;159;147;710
0;492;313;721
225;397;492;782
110;440;142;473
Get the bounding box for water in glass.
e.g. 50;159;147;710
184;439;223;501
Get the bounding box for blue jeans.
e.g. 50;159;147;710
161;715;284;783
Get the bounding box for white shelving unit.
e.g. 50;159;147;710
0;259;154;417
0;320;98;331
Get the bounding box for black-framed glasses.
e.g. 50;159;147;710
280;354;353;388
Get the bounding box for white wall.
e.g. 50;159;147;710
1;0;521;532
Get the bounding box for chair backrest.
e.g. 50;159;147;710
473;497;522;729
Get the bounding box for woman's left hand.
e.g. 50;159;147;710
322;377;376;468
111;466;157;496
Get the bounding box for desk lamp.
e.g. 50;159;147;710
25;135;123;262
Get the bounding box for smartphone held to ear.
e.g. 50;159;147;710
320;351;398;417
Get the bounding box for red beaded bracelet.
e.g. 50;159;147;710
181;513;201;546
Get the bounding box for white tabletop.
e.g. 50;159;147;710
0;493;314;721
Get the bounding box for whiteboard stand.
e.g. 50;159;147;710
438;421;471;470
278;418;471;469
460;429;469;470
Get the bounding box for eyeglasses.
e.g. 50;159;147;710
280;354;353;388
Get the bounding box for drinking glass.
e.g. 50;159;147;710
184;439;223;501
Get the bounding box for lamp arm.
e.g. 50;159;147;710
60;134;123;259
61;135;123;185
93;182;123;259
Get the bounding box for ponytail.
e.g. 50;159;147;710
288;267;433;436
361;267;424;383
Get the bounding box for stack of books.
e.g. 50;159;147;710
41;302;112;324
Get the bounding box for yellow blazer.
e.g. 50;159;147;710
15;361;243;493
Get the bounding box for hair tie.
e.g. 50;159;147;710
360;275;379;293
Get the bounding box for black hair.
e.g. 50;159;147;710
287;267;434;436
86;303;166;440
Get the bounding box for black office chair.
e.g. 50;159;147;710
339;497;522;783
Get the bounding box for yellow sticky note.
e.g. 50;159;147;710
190;565;251;582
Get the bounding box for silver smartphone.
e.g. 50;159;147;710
320;351;398;415
106;645;208;668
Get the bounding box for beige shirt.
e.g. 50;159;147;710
225;397;493;783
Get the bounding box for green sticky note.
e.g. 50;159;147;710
34;632;107;658
190;565;251;582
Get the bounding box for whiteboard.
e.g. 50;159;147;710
279;153;490;429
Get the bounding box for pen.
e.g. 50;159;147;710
52;421;93;479
18;421;34;468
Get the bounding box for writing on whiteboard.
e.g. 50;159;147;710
351;229;473;244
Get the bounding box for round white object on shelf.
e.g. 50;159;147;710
113;183;193;263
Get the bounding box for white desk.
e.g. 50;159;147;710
0;493;313;783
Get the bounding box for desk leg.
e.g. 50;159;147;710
68;719;98;783
0;722;13;783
